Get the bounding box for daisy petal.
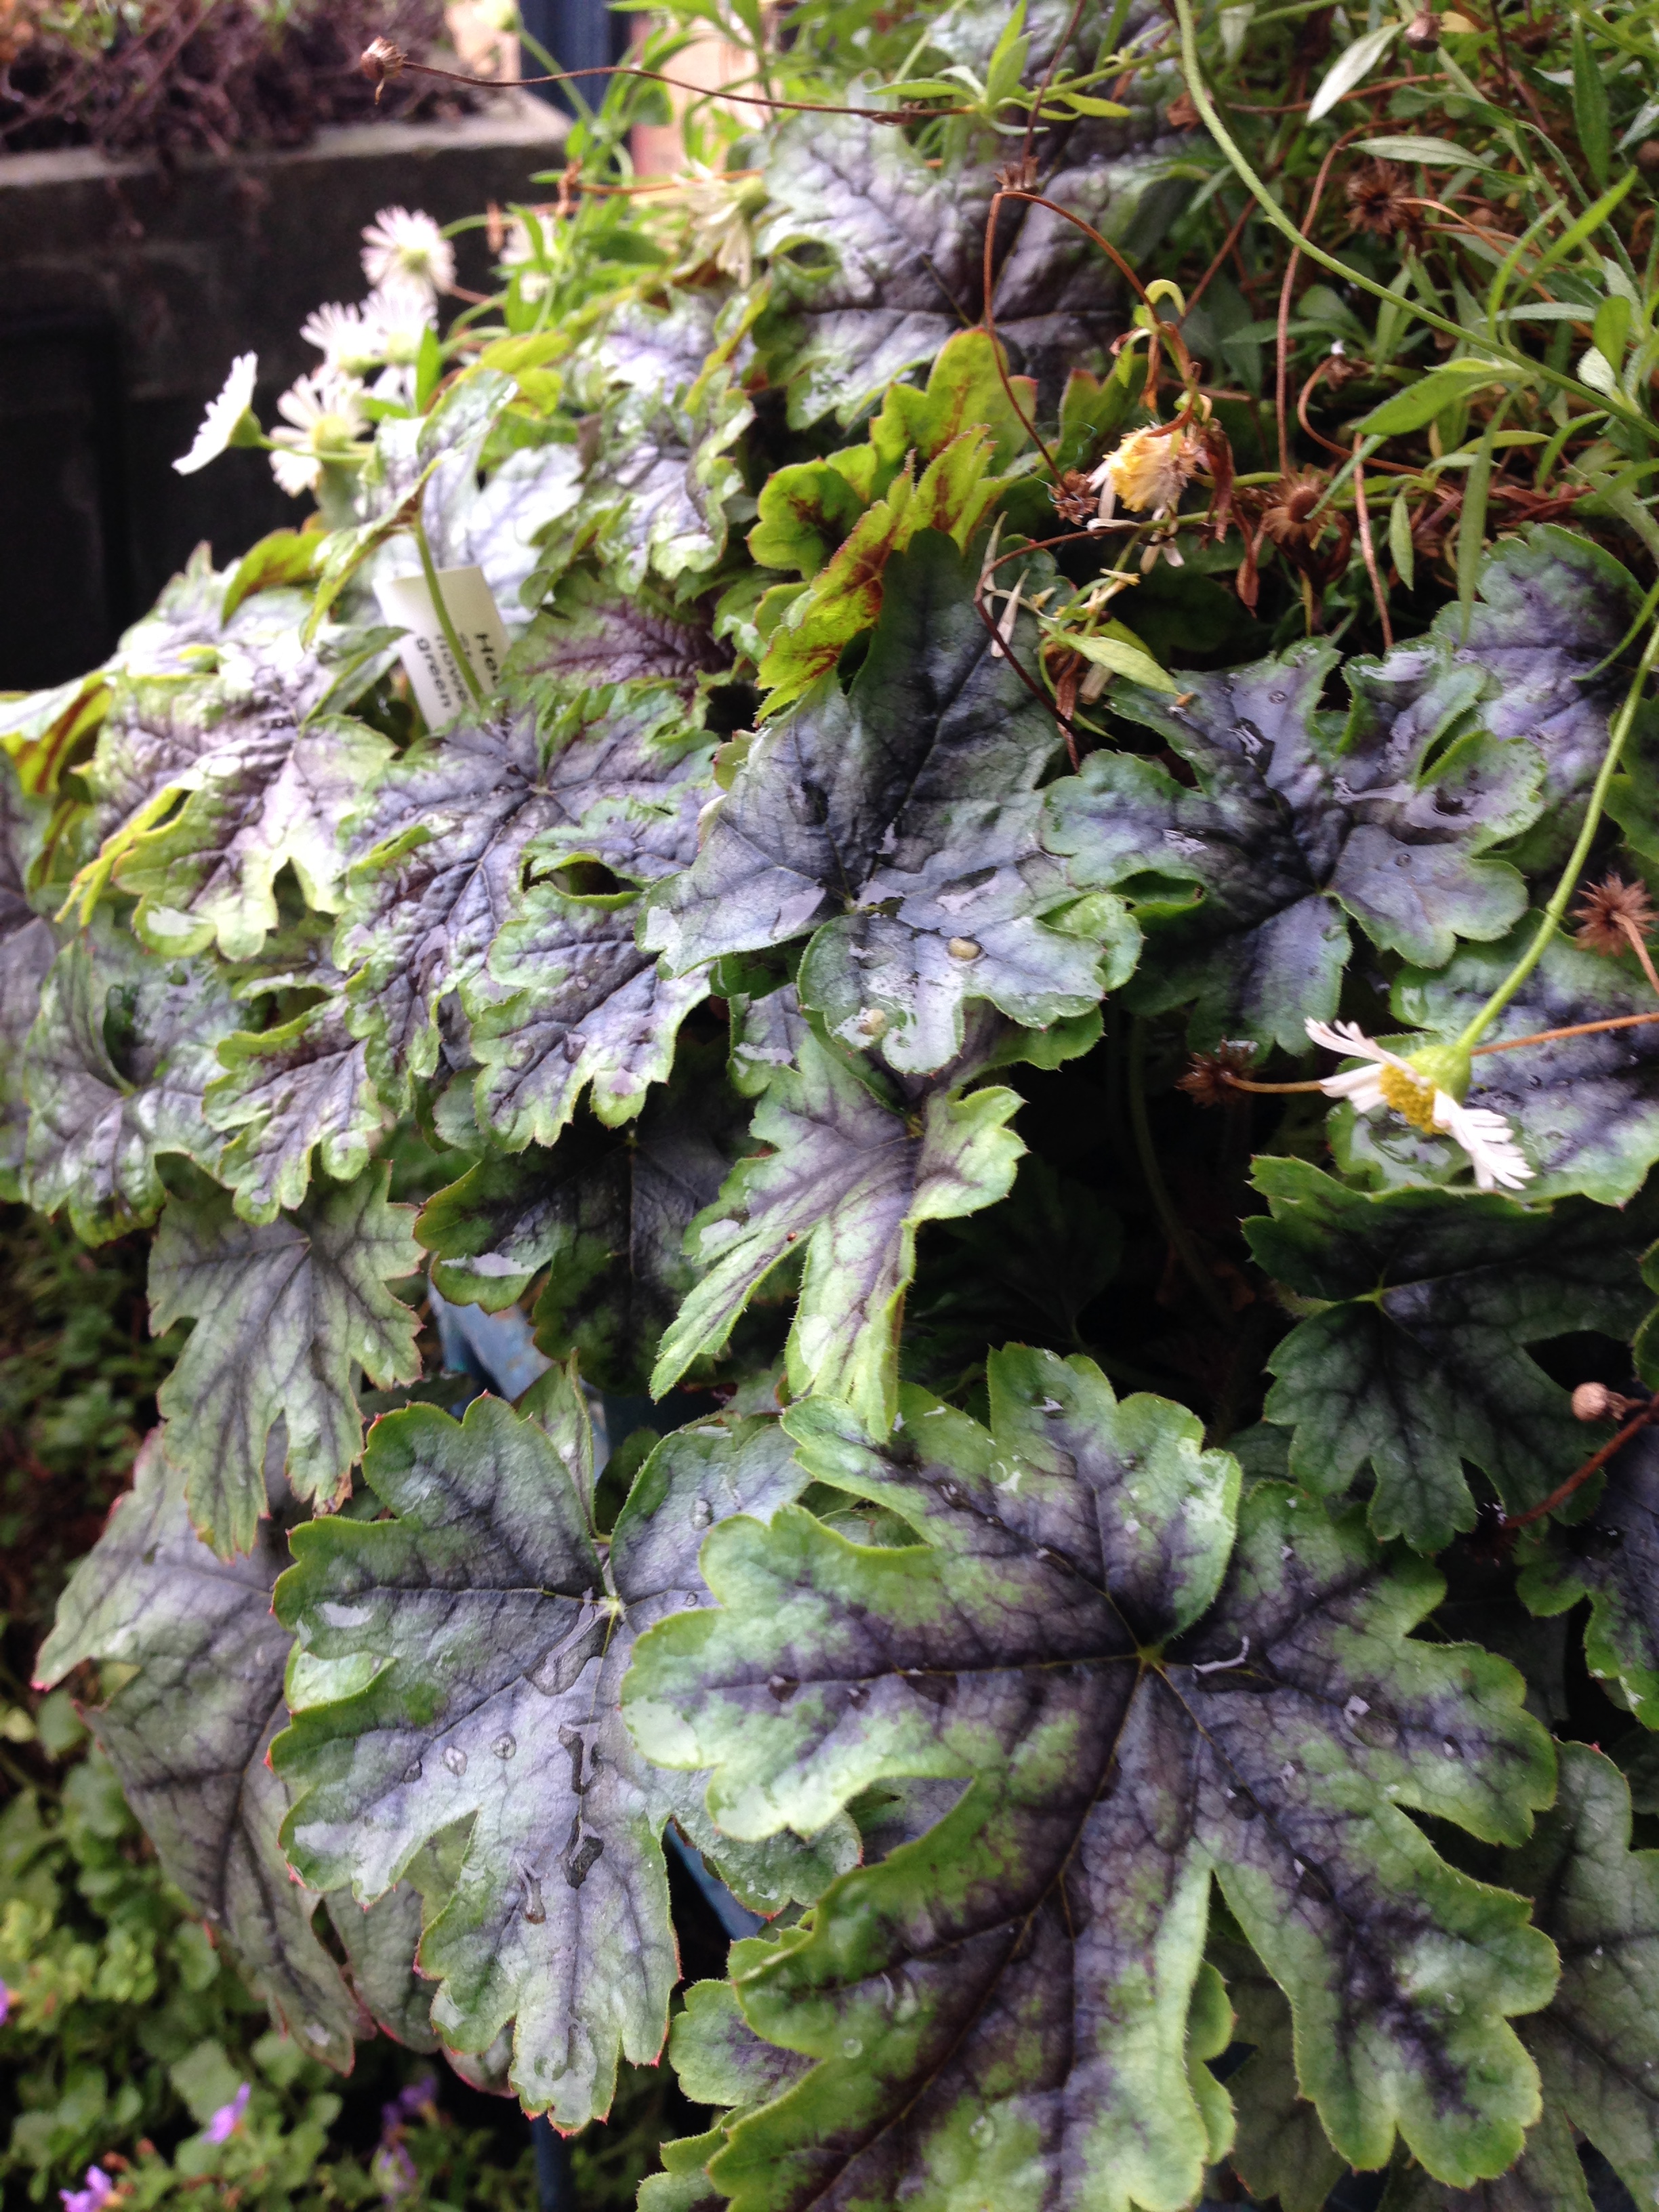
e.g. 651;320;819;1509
173;352;258;475
1436;1097;1534;1192
1319;1066;1389;1109
1305;1017;1393;1066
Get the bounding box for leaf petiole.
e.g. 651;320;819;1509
412;514;489;712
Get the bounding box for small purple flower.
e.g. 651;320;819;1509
371;2139;419;2200
203;2083;251;2144
396;2075;437;2121
60;2166;115;2212
0;1978;10;2026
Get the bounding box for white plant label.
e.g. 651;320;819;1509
375;565;509;725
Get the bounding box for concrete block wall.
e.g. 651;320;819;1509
0;94;566;688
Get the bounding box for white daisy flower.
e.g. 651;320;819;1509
267;371;369;497
361;205;455;300
370;363;418;409
365;280;436;365
300;301;385;375
1305;1019;1533;1193
173;352;258;474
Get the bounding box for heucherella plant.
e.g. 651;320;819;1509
12;0;1659;2201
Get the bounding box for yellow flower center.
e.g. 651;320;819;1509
1378;1063;1439;1132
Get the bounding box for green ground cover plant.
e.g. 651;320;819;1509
7;0;1659;2201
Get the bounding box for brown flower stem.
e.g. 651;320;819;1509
1018;0;1090;170
982;194;1064;482
1275;130;1356;476
364;47;968;122
1469;1008;1659;1055
1218;1073;1328;1094
1184;197;1254;318
970;564;1084;764
1295;357;1351;463
1617;914;1659;1002
1351;430;1393;650
1503;1398;1659;1530
1210;1007;1659;1101
989;188;1156;308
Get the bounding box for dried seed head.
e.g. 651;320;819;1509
1051;470;1098;525
1259;470;1329;553
1178;1042;1257;1109
1347;161;1420;244
995;153;1040;193
1573;872;1658;957
360;37;406;89
1403;7;1440;49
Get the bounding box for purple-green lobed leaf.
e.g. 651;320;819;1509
625;1345;1558;2204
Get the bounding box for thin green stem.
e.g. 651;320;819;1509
413;515;487;710
1128;1019;1237;1334
1454;617;1659;1052
1166;0;1652;441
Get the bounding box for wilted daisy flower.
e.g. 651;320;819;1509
361;205;455;300
300;301;385;376
268;371;369;495
1088;421;1200;523
677;163;758;285
1305;1019;1532;1192
173;352;258;474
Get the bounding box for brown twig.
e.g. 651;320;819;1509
1616;914;1659;1001
360;41;970;123
1208;1005;1659;1101
1185;197;1253;317
982;192;1063;480
1274;131;1360;475
1018;0;1090;170
1227;70;1462;112
1470;1007;1659;1054
1218;1072;1326;1093
970;529;1101;764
